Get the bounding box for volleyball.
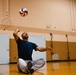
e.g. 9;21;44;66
19;8;28;17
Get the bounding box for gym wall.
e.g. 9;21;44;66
0;0;76;62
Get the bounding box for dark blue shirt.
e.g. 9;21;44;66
16;38;38;60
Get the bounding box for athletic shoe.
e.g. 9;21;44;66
27;62;34;74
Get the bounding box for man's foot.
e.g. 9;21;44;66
27;62;34;74
29;69;34;74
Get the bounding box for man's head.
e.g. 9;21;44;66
21;32;29;40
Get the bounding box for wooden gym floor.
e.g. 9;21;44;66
0;61;76;75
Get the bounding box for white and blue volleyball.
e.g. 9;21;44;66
19;8;28;17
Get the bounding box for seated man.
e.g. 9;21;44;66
13;29;53;74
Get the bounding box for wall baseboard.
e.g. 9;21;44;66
47;59;76;62
10;62;17;64
9;59;76;64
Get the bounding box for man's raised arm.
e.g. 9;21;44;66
13;29;20;41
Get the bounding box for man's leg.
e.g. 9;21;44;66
17;58;29;74
32;58;45;71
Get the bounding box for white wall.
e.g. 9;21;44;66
0;0;75;31
0;0;76;42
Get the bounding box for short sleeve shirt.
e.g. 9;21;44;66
16;38;38;60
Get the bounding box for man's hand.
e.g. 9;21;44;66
14;29;20;34
47;47;54;54
47;47;53;51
